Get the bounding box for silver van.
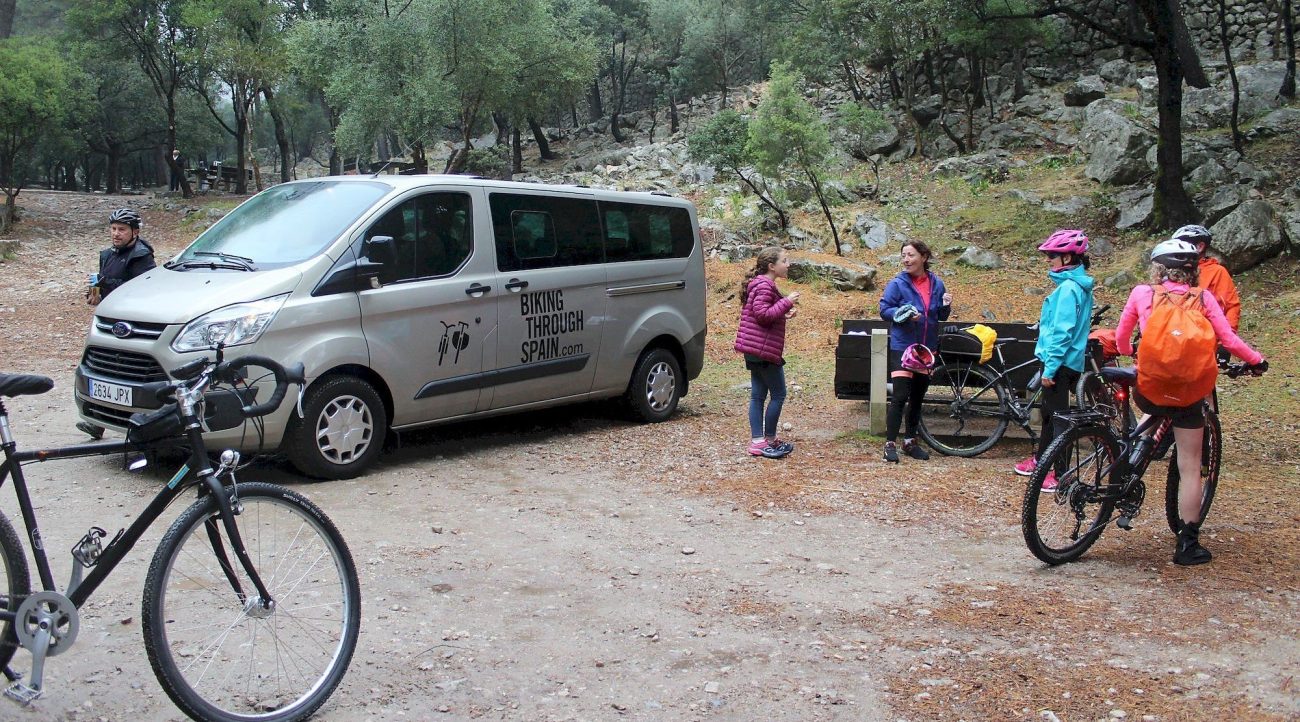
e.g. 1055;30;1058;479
75;176;706;478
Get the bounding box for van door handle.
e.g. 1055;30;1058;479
504;278;529;292
465;283;491;297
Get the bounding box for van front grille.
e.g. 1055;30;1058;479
83;402;134;426
82;347;167;383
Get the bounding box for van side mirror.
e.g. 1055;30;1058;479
363;235;395;266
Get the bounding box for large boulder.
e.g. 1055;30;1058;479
1210;200;1287;272
1098;59;1136;86
956;246;1004;269
1114;186;1154;230
851;214;896;250
1234;62;1289;120
1064;75;1107;107
788;259;877;291
930;149;1012;182
978;119;1054;149
1080;99;1155;185
1248;107;1300;139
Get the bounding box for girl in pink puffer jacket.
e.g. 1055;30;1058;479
734;246;801;458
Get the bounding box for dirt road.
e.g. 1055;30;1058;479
1;190;1297;721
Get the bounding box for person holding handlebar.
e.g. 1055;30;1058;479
1116;239;1267;566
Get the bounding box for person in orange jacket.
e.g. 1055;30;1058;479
1172;224;1240;331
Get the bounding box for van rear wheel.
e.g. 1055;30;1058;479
285;376;387;480
626;348;682;423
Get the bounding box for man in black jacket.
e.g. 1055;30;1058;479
79;208;156;439
90;208;156;305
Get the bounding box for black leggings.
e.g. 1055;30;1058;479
886;350;931;442
1036;365;1080;468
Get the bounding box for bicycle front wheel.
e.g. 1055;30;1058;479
0;509;33;674
142;482;360;722
1022;424;1120;565
1165;407;1222;534
918;361;1009;457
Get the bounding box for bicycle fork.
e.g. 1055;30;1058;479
198;452;275;612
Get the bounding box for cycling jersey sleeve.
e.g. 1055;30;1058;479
1200;291;1262;364
1115;285;1147;357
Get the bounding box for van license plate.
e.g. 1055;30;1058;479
90;379;133;407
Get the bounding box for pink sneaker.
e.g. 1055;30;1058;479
1041;470;1058;492
748;440;769;457
1013;456;1037;476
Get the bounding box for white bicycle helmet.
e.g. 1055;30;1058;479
1150;239;1198;269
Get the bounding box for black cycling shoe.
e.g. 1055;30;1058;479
76;421;105;440
883;442;899;463
902;439;930;461
1174;522;1213;566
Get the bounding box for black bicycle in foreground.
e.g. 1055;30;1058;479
1021;361;1265;565
0;352;359;721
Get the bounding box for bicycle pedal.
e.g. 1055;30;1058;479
4;681;41;705
1117;516;1134;530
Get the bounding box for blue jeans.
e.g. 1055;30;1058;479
748;362;787;439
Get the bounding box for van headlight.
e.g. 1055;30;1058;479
171;294;289;352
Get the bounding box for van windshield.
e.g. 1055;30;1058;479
171;181;390;269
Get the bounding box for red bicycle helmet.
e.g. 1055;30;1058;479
1037;229;1088;255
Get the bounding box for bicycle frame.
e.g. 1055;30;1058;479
0;403;273;623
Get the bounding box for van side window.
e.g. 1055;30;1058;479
599;202;694;261
490;193;602;271
366;192;473;283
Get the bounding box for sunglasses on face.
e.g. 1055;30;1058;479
1045;252;1064;260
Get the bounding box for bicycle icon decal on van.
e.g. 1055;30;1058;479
438;320;470;365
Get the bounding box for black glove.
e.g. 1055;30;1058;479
1249;359;1268;376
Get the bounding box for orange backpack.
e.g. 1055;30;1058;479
1137;285;1218;407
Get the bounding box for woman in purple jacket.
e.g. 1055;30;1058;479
734;246;801;458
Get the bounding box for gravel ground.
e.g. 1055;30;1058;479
0;189;1296;722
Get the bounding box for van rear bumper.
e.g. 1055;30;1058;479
683;327;706;381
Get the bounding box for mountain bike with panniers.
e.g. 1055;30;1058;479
0;351;360;721
1021;361;1266;565
918;304;1129;457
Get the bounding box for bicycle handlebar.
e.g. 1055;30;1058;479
212;354;306;418
1222;360;1267;378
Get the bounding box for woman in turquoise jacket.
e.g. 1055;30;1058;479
1014;230;1094;488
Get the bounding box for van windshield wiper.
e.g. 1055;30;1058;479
184;251;258;271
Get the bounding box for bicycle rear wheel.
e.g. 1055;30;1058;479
1164;407;1222;534
1022;425;1120;565
0;509;32;674
918;361;1009;457
1077;371;1135;434
142;482;360;722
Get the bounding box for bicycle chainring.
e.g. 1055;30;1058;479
15;591;80;656
1117;480;1146;522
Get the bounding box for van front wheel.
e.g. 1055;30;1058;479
626;348;682;423
285;376;387;480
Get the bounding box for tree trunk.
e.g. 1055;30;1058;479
527;116;554;160
0;0;15;40
610;110;626;143
263;85;292;183
511;127;523;175
1282;0;1297;98
1147;1;1200;228
806;169;841;256
164;97;193;198
667;89;679;134
1011;47;1027;102
106;151;123;194
586;81;603;122
842;60;864;101
1;190;17;235
412;141;427;174
1215;0;1244;154
235;115;249;194
733;166;788;230
492;111;510;146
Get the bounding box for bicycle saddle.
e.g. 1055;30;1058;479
0;373;54;398
1099;366;1137;385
